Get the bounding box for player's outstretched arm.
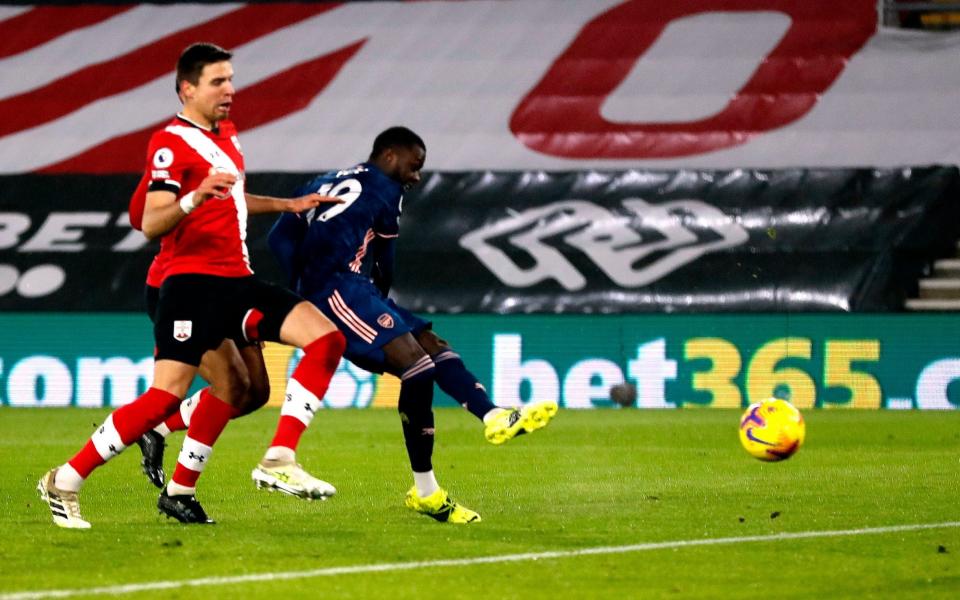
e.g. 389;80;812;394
245;193;341;215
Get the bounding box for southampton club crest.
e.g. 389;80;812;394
173;320;192;342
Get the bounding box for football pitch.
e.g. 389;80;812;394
0;407;957;599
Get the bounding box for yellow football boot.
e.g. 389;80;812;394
405;486;481;524
484;400;558;445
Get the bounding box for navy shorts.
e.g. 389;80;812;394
153;274;302;366
305;273;430;373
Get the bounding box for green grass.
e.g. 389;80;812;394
1;408;958;599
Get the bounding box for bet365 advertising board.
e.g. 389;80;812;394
1;313;958;410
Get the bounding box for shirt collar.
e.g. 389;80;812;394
176;113;219;135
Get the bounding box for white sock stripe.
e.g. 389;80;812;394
432;350;460;363
181;390;201;427
412;355;434;373
402;356;436;380
329;290;377;341
281;378;322;426
177;437;213;473
90;414;126;461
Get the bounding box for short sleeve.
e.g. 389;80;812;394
145;131;190;195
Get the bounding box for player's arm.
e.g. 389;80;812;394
370;236;396;298
268;213;308;289
245;192;341;215
127;173;150;231
141;171;237;240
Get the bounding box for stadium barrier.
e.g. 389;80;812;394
2;313;959;410
2;167;958;313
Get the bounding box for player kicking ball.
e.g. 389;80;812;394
264;126;558;523
138;127;557;523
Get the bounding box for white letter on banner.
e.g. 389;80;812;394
7;356;72;406
77;357;154;408
19;213;111;251
915;359;960;410
0;213;30;250
627;338;677;408
492;334;559;407
564;359;624;409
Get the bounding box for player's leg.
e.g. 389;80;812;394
250;284;344;499
38;358;195;529
151;275;253;524
137;339;268;489
302;280;478;521
157;362;236;525
415;328;497;419
395;298;558;445
380;334;480;524
136;282;204;488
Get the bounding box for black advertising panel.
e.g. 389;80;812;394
390;168;960;313
0;174;293;312
1;168;957;313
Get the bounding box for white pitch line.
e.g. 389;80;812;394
3;521;959;600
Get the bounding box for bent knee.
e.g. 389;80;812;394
209;363;251;402
237;378;270;416
417;329;450;355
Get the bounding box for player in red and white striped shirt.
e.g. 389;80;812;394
128;157;337;500
37;43;345;528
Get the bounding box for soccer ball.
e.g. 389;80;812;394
738;398;805;461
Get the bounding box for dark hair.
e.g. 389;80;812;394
369;126;425;160
175;42;232;95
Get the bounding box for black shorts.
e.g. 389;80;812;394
145;284;161;322
153;274;302;366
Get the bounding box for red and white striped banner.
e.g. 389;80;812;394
1;0;958;173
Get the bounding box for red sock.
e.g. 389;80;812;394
164;410;187;433
170;390;237;488
270;415;308;451
112;387;182;443
67;441;106;479
68;387;181;478
269;332;345;451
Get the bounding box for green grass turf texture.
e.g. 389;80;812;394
0;407;957;599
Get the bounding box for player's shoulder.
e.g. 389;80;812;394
307;163;383;194
354;163;402;198
147;119;193;151
146;118;206;167
148;116;186;138
334;162;373;181
296;169;338;196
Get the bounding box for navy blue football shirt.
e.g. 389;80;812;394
269;162;402;298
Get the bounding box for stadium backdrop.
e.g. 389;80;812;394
2;0;960;410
